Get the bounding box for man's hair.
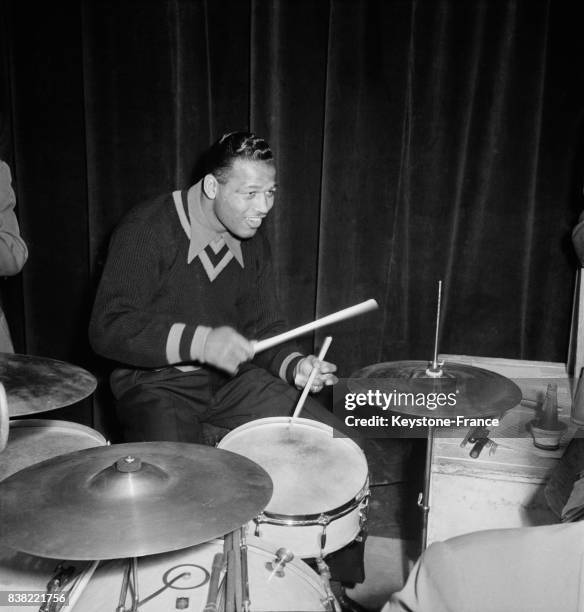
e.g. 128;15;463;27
195;131;273;183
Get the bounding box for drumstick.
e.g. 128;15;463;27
292;336;333;419
252;299;378;354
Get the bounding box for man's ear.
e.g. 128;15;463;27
202;174;218;199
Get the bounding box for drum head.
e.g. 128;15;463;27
219;417;368;516
0;419;106;481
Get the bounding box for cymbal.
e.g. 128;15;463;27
0;353;97;416
0;442;273;560
349;360;522;418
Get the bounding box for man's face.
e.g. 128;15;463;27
210;158;277;239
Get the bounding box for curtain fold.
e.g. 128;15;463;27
1;0;582;434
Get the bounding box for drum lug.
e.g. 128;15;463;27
317;514;330;553
358;492;370;530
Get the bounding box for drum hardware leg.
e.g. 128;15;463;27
224;531;240;612
315;557;341;612
232;529;243;612
204;553;226;612
116;559;132;612
418;424;435;551
116;557;140;612
239;528;250;612
130;557;139;612
265;547;295;580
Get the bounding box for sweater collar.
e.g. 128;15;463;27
184;182;243;267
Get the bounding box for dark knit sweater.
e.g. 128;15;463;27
89;190;300;378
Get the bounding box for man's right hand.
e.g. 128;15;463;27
203;326;255;374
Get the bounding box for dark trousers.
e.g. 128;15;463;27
111;362;363;445
111;362;366;583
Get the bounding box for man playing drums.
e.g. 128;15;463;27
90;131;344;444
89;132;368;611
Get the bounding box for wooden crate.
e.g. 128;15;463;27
426;355;572;545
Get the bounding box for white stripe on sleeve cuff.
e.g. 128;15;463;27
278;351;304;382
190;325;212;362
166;322;186;364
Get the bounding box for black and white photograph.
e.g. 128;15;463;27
0;1;583;610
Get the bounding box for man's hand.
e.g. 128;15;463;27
293;355;338;392
203;326;255;374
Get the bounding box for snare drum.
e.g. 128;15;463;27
0;419;107;481
71;536;327;611
218;417;369;558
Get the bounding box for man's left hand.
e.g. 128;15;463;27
293;356;338;392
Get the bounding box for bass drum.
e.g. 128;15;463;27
0;419;107;481
218;417;369;558
0;545;86;610
72;536;328;611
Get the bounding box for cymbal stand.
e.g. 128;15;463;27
418;424;435;550
425;280;444;378
223;528;249;612
116;557;139;612
418;280;443;550
204;552;225;612
239;527;250;612
116;561;131;612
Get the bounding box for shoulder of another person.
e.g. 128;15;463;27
0;161;15;208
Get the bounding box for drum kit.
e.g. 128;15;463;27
0;351;367;612
0;291;525;610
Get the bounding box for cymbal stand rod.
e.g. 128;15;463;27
116;560;131;612
426;281;443;377
239;528;250;612
224;531;236;612
432;281;442;369
233;529;243;612
418;424;435;551
204;553;225;612
130;557;139;612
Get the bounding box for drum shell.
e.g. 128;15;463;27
219;417;369;558
0;419;107;482
0;538;327;611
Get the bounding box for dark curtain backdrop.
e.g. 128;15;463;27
0;0;583;436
